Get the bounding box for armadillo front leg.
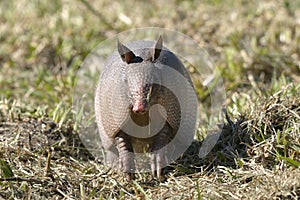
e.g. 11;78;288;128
150;123;172;179
115;131;135;180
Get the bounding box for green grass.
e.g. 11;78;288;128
0;0;299;199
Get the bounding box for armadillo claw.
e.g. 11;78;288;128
150;124;171;180
125;172;135;181
150;149;166;179
118;152;135;180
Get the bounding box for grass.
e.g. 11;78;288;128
0;0;299;199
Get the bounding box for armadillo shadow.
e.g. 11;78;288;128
164;110;251;175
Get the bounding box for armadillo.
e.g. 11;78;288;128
95;36;197;180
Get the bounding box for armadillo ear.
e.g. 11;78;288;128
152;35;163;62
117;39;136;64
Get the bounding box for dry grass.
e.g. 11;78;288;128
0;0;300;199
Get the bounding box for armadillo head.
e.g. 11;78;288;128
126;63;160;114
118;36;163;115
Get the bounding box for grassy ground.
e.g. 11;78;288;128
0;0;299;199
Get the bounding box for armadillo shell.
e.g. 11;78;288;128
95;56;130;141
157;86;181;135
155;49;197;145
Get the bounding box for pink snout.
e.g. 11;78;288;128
132;101;147;114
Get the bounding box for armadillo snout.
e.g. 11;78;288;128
132;100;148;114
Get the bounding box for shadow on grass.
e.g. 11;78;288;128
166;109;251;176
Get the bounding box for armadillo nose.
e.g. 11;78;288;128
132;101;147;114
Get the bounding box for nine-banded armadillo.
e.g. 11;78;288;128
95;36;196;180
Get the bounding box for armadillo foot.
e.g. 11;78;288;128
150;123;172;179
115;132;135;181
120;152;135;181
150;148;166;179
105;149;118;168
